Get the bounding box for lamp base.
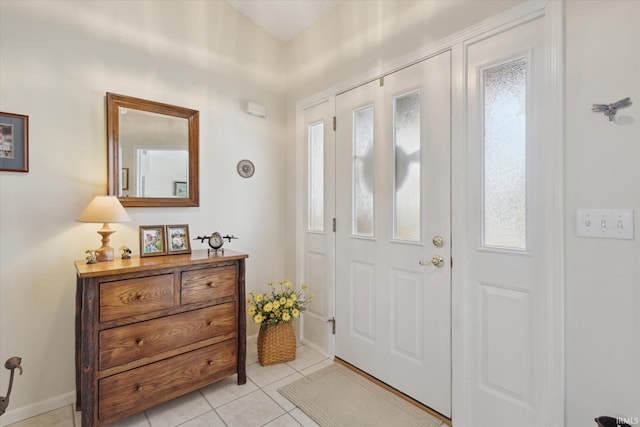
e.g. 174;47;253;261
95;246;114;262
96;225;116;262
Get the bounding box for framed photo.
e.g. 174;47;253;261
174;181;188;198
139;225;166;257
166;224;191;254
121;168;129;190
0;112;29;172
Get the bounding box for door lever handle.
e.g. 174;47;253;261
419;255;445;268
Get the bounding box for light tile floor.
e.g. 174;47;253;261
8;345;333;427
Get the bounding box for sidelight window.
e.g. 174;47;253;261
482;58;528;250
308;122;324;231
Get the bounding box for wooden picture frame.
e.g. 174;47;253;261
166;224;191;254
139;225;166;257
174;181;188;198
121;168;129;190
0;112;29;172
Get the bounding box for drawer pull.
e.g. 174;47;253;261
135;338;144;346
136;385;143;392
207;282;214;288
207;360;214;366
207;320;214;327
135;294;145;301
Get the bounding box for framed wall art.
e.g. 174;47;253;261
174;181;188;197
166;224;191;254
0;112;29;172
121;168;129;190
139;225;166;257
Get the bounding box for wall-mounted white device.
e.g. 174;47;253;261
245;101;266;118
576;209;634;240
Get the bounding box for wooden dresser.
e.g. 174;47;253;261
74;250;248;426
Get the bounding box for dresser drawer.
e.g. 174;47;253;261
181;265;236;305
98;339;236;424
99;302;236;370
100;274;175;322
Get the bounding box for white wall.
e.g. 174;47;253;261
284;1;640;426
565;1;640;425
0;0;285;422
285;0;522;109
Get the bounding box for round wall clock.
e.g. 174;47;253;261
237;159;255;178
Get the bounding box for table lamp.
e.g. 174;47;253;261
76;195;132;262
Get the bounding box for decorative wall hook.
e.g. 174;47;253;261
592;97;632;121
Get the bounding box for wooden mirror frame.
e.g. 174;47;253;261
107;93;199;207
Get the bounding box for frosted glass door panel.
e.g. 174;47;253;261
353;106;374;236
394;91;421;241
482;58;527;250
308;122;324;231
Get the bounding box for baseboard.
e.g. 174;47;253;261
298;338;330;357
246;333;259;365
0;390;75;426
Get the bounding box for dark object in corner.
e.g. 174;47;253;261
595;416;632;427
0;357;23;416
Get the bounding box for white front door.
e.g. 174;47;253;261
335;51;452;417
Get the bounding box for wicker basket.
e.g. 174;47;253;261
257;322;296;366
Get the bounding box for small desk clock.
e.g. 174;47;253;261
194;232;238;254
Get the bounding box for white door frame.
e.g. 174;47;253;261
294;2;564;425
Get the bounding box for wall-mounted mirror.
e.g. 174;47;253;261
107;93;199;207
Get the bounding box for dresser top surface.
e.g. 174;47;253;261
75;249;248;278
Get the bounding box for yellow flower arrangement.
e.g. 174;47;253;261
247;280;313;329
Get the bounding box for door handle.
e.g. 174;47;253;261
419;255;445;268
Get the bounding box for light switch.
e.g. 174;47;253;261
576;209;634;240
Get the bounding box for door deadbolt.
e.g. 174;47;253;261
432;235;444;247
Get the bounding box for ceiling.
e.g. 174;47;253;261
226;0;343;43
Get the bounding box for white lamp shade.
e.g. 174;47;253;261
76;196;132;223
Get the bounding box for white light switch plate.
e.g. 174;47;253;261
576;209;634;240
